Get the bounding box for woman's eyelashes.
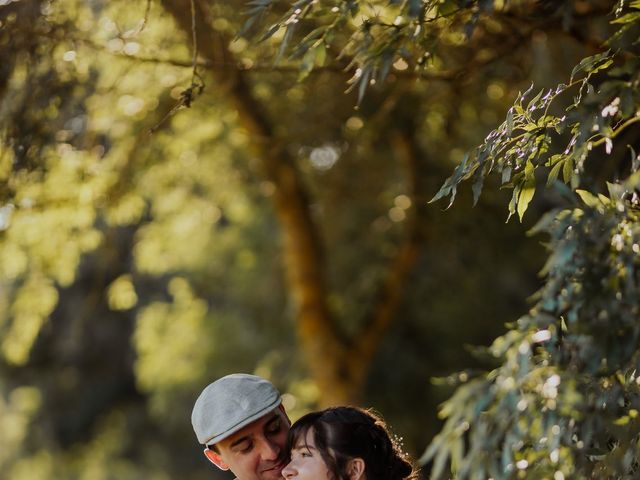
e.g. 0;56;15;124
292;448;313;459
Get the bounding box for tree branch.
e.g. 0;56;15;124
349;127;424;381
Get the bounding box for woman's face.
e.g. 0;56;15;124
282;428;332;480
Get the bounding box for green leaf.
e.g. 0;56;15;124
614;415;630;426
632;145;640;172
528;208;560;236
501;440;512;474
438;0;459;16
517;181;535;222
378;52;394;84
570;51;613;82
430;154;475;208
527;89;544;112
431;443;450;480
606;181;625;201
298;48;316;81
547;157;565;186
507;184;520;222
562;157;574;184
419;435;440;467
297;44;327;81
315;43;327;66
624;170;640;190
238;0;274;37
429;183;452;204
502;165;512;184
506;108;514;135
357;65;372;105
517;163;536;222
297;26;328;50
238;13;264;38
470;176;483;208
611;12;640;25
259;23;281;42
275;24;296;63
575;189;602;209
514;103;525;116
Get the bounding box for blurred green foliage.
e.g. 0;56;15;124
3;0;631;479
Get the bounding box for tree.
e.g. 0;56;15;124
424;6;640;478
0;0;586;478
249;0;640;477
159;0;435;405
1;0;538;409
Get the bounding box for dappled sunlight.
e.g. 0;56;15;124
0;387;41;466
134;278;209;398
2;0;635;478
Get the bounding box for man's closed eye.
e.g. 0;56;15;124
233;441;253;453
266;419;281;435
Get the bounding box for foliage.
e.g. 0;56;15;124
247;0;640;477
0;0;548;478
241;0;507;102
7;0;634;478
430;48;639;220
419;3;640;479
424;184;640;478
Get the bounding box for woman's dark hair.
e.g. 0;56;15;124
285;406;417;480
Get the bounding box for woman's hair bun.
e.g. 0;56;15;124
388;453;413;480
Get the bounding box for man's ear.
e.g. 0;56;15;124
347;458;365;480
204;448;230;471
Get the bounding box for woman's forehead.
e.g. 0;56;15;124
293;426;317;448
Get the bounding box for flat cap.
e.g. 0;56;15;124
191;373;282;446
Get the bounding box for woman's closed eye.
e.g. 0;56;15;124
292;447;313;459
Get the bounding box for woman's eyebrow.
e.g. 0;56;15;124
292;444;316;451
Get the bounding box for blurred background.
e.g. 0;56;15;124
0;0;610;478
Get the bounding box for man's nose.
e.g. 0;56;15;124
257;437;280;460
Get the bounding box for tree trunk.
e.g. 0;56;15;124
160;0;422;406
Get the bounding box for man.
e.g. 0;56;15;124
192;373;291;480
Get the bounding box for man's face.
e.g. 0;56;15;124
206;407;290;480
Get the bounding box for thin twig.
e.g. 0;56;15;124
141;0;152;33
187;0;204;96
119;0;153;39
148;100;185;135
149;0;204;134
591;116;640;148
190;0;198;81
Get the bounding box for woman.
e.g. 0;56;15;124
281;406;417;480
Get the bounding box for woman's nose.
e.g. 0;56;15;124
282;461;296;479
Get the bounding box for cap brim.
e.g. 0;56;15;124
205;396;283;445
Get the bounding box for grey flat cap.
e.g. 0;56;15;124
192;374;282;446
